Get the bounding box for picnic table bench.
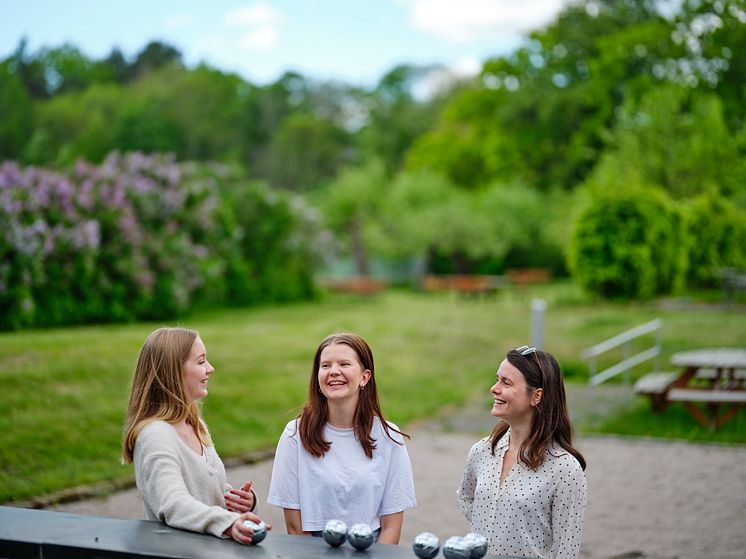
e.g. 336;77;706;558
634;348;746;428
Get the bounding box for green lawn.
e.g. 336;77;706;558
1;284;744;503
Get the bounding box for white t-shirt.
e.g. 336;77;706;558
267;417;417;531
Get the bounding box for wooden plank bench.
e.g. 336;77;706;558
506;268;551;287
318;276;388;295
666;388;746;429
423;274;506;295
634;371;680;411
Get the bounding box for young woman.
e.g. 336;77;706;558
122;327;269;544
457;346;587;559
267;332;416;544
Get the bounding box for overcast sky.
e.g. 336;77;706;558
2;0;570;86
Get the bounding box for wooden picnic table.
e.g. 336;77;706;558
666;348;746;428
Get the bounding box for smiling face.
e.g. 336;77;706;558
317;343;371;404
182;336;214;403
490;358;541;423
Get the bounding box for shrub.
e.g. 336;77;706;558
684;193;746;288
0;153;320;330
567;185;686;299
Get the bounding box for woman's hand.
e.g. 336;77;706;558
225;481;256;513
226;511;271;545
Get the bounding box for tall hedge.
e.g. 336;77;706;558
567;186;687;299
0;153;319;330
684;193;746;288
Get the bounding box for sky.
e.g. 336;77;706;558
2;0;570;87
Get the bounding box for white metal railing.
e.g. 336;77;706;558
581;319;662;386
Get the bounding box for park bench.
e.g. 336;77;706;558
506;268;551;287
633;371;680;411
318;276;387;295
422;274;506;295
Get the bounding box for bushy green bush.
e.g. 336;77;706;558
0;153;319;330
684;193;746;288
567;185;686;299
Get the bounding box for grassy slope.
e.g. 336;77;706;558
1;285;744;502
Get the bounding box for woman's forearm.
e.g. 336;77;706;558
377;512;403;544
283;508;304;534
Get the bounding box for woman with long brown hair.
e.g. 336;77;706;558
122;327;270;543
457;346;587;558
267;332;416;544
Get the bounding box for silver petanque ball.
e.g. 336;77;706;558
323;519;348;547
242;519;267;544
443;536;471;559
463;533;488;559
347;523;375;550
412;531;440;559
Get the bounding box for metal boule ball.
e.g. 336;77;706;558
443;536;471;559
412;531;440;559
242;519;267;544
323;519;348;547
463;532;488;559
347;523;375;550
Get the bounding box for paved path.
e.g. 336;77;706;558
49;387;746;559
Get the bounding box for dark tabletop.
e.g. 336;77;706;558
0;506;520;559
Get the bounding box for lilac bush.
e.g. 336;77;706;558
0;153;320;330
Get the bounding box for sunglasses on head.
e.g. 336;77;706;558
515;345;537;356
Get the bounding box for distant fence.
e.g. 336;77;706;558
581;319;662;386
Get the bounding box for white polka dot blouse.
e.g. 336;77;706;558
457;429;587;559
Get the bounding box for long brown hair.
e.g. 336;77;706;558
490;348;586;470
298;333;407;459
121;327;211;464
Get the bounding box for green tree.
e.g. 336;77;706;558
131;41;183;79
30;82;125;164
592;84;744;199
358;65;446;175
317;160;387;275
0;60;33;160
267;113;350;191
407;0;682;190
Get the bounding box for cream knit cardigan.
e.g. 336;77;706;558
133;420;239;537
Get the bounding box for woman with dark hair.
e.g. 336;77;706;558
457;346;587;559
267;333;416;544
122;327;270;543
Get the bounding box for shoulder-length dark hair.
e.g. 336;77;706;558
298;333;408;459
490;348;586;470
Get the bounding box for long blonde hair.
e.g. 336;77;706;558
122;327;211;464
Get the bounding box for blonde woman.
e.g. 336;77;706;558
122;327;270;543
